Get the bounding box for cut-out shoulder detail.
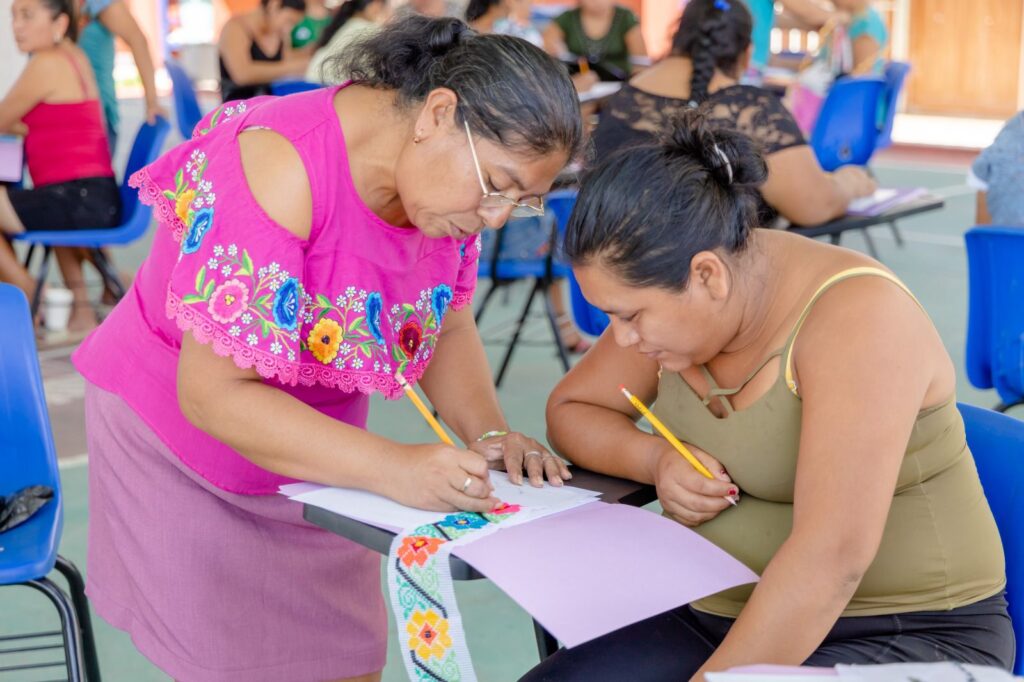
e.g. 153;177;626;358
238;128;313;241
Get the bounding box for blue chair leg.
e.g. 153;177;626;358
56;556;101;681
22;244;52;317
24;576;86;681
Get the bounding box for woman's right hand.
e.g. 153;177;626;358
386;443;501;513
652;442;738;527
833;165;878;200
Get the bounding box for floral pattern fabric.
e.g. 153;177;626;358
388;503;522;681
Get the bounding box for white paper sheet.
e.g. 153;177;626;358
283;471;600;533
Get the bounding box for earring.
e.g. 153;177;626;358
53;33;61;43
413;130;423;144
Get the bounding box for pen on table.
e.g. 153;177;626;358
395;371;454;446
619;385;738;506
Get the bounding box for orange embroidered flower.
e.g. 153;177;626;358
175;189;196;224
397;536;445;568
307;318;343;364
406;609;452;661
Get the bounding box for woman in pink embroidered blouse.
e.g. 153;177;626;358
72;16;582;682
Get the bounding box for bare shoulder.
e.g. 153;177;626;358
238;128;313;241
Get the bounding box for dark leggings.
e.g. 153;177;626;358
520;593;1015;681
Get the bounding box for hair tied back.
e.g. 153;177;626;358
711;144;733;184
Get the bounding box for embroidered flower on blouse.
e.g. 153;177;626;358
431;284;453;324
246;333;258;346
270;341;283;355
365;292;385;347
229;325;241;337
308;318;344;364
272;277;301;331
182;208;215;255
207;279;250;324
399;318;423;359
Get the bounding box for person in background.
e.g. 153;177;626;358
465;0;504;33
0;0;120;331
532;108;1012;682
79;0;163;151
969;111;1024;226
306;0;388;83
741;0;841;75
833;0;887;74
493;0;541;47
591;0;875;227
543;0;646;82
291;0;332;49
218;0;309;102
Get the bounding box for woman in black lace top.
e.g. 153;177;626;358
591;0;876;226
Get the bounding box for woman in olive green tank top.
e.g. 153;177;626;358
529;110;1012;681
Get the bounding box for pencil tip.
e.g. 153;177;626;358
618;384;628;394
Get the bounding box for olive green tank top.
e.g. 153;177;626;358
653;268;1006;617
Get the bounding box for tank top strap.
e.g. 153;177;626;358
59;47;91;99
782;266;922;395
699;348;786;414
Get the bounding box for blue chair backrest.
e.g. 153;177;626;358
876;61;910;150
165;60;203;141
269;80;321;96
965;227;1024;407
546;189;610;337
810;76;886;171
118;116;172;237
0;285;61;554
959;402;1024;674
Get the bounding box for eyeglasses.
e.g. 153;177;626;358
463;120;545;219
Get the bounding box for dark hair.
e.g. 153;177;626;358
565;108;767;290
671;0;752;105
465;0;501;23
39;0;77;42
261;0;307;11
316;0;378;50
328;15;583;159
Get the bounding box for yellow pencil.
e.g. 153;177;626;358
396;371;454;446
578;57;590;75
619;385;738;506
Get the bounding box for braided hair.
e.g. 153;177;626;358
671;0;753;105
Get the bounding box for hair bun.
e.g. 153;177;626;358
662;107;767;189
423;17;473;54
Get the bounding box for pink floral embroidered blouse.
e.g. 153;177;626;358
73;86;482;494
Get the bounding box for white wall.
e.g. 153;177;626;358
0;0;29;95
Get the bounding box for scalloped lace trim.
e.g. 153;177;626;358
167;288;417;399
130;168;189;244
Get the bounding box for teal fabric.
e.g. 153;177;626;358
742;0;774;68
848;7;888;73
80;0;119;138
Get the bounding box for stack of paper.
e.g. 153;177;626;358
846;187;929;217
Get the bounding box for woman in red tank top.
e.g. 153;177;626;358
0;0;120;330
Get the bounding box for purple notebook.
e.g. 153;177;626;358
0;135;24;183
845;187;929;217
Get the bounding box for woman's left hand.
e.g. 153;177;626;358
470;432;572;487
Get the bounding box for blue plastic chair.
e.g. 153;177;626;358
876;61;911;151
959;402;1024;674
269;80;321;96
0;284;101;681
165;60;203;141
965;227;1024;412
14;116;171;316
475;191;580;386
810;76;886;172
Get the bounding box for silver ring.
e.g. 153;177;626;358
461;477;472;493
524;451;543;459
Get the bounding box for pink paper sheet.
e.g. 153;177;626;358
0;136;24;183
453;501;759;648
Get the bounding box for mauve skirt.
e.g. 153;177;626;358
83;382;387;682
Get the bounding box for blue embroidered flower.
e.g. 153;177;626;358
365;291;385;347
438;513;488;531
459;242;467;259
182;208;214;254
272;277;300;331
431;284;453;323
